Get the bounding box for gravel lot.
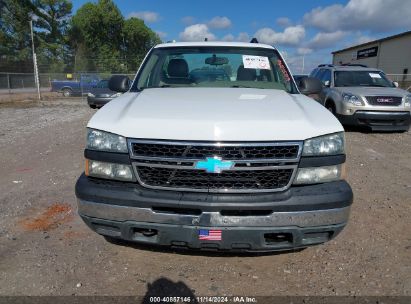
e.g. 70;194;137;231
0;99;410;297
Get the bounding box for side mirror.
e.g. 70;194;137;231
109;75;130;92
324;80;330;87
298;77;323;95
393;81;399;88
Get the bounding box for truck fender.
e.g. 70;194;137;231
60;86;73;91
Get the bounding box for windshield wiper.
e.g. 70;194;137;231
357;84;387;87
138;85;172;90
230;85;261;89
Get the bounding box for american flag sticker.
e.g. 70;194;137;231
198;229;222;241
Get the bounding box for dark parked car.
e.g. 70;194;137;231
87;79;121;109
51;74;100;97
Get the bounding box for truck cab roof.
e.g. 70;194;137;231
154;41;276;50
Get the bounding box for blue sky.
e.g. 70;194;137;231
71;0;411;73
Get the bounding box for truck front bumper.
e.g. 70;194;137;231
337;111;410;131
75;174;353;252
87;96;112;107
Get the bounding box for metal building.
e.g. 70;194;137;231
332;31;411;86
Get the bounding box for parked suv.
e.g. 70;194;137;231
310;65;411;131
75;41;353;252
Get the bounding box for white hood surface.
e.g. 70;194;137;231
88;88;343;141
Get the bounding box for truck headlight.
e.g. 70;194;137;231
111;92;122;98
302;132;345;156
404;94;411;107
85;159;135;181
293;164;344;185
342;93;363;106
87;93;95;97
86;129;128;153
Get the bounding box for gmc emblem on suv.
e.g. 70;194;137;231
376;97;393;103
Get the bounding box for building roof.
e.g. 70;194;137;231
155;41;275;50
332;30;411;54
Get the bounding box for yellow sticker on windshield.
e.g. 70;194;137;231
242;55;271;70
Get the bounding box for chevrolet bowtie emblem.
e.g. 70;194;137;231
194;156;234;174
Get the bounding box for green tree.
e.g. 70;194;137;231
0;0;72;72
70;0;161;73
0;0;34;71
70;0;124;72
123;17;161;71
33;0;73;72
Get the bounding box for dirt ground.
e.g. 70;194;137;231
0;99;410;297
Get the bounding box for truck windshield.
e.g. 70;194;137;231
334;71;394;87
133;46;297;93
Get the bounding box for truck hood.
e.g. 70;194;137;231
334;86;409;97
88;88;343;141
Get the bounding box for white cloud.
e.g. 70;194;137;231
354;35;375;45
181;16;196;25
237;32;250;42
303;0;411;32
179;24;216;42
254;25;305;46
127;11;160;23
307;31;348;49
220;32;250;42
221;34;235;42
297;48;313;55
276;17;292;28
208;16;232;29
155;31;167;40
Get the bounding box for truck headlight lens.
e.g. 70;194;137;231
86;159;134;181
111;92;122;98
303;132;345;156
293;164;344;185
87;93;95;97
87;129;128;153
404;95;411;107
342;93;363;106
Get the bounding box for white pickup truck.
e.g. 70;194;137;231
75;41;353;252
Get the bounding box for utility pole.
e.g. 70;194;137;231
301;54;305;74
30;19;41;101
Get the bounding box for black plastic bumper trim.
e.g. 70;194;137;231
80;215;346;252
337;111;410;131
75;173;353;212
87;96;113;106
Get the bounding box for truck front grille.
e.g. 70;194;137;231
365;96;402;106
128;140;302;193
136;166;294;192
131;142;299;160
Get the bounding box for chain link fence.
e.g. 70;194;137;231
1;72;410;93
0;72;136;94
